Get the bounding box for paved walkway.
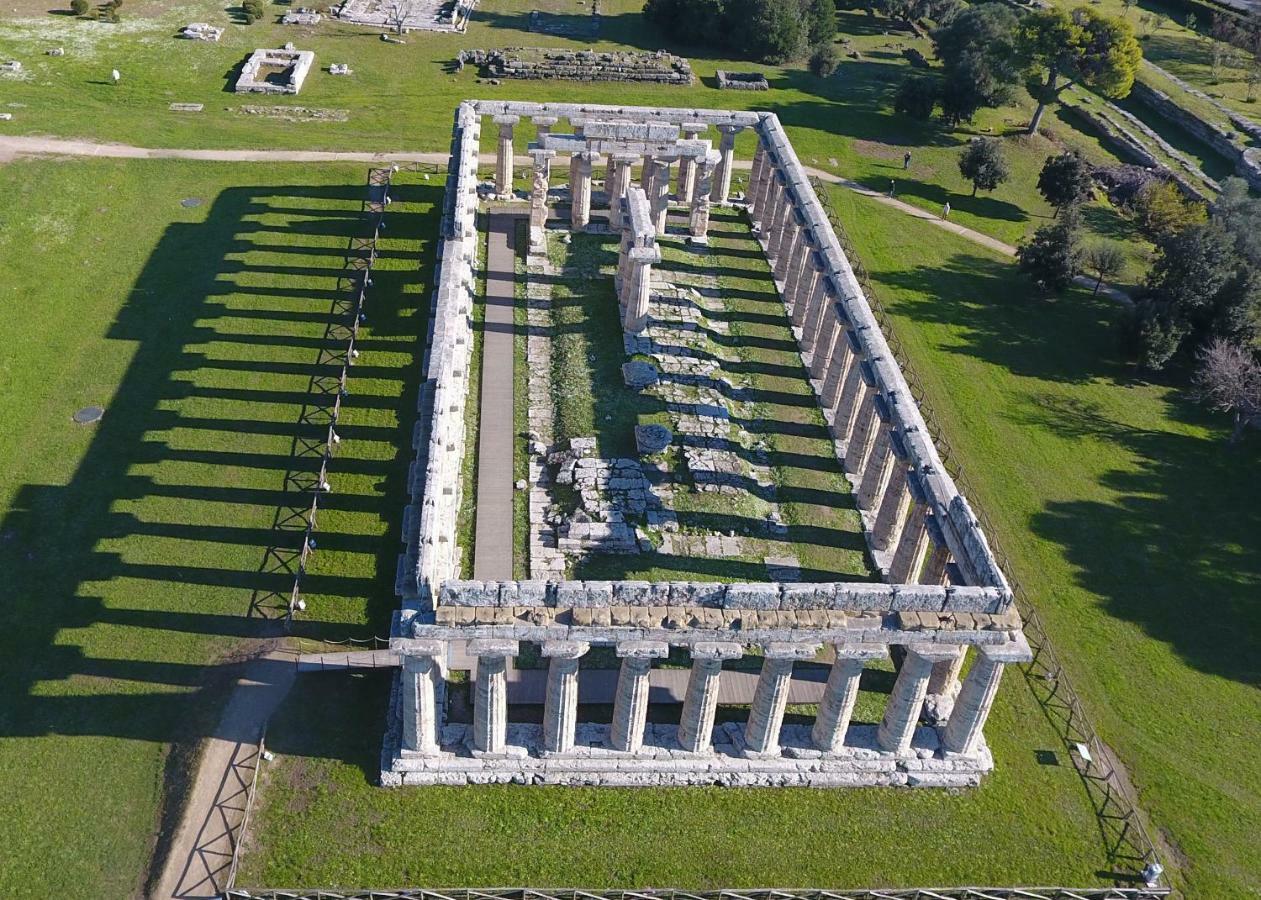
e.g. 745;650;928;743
152;652;295;900
472;214;518;580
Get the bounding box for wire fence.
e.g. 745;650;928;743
811;179;1165;888
225;887;1171;900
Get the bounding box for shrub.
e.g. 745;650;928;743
1082;240;1127;294
808;43;839;77
1018;212;1083;293
894;75;937;119
70;0;88;14
1129;180;1207;243
957;138;1010;196
242;0;266;20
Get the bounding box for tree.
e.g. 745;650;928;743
1082;241;1127;294
1018;212;1083;292
725;0;806;62
894;75;938;119
931;2;1021;119
802;0;836;48
957;138;1010;196
242;0;265;21
875;0;959;29
1037;151;1094;215
643;0;727;48
809;43;839;77
1193;338;1261;442
1130;180;1207;242
1018;6;1143;136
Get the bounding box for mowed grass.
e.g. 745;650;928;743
0;0;1158;261
826;185;1261;897
0;156;438;898
239;663;1108;889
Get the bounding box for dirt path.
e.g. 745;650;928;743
150;652;295;900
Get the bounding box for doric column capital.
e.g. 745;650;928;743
980;633;1033;664
542;640;590;659
690;641;743;660
762;641;821;660
904;643;963;664
398;639;446;659
493;114;520;129
467;639;520;658
681;122;707;138
616;640;670;659
531;115;559;128
832;642;889;661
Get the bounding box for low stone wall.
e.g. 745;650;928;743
458;48;693;85
233;48;315;95
1130;79;1261;190
716;70;768;91
398;104;480;607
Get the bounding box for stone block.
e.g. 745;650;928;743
614;581;653;605
517;580;550;606
839;583;895;612
555;581;587;608
584;581;614;606
724;583;780;609
891;585;947;611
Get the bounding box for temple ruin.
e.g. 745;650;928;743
382;100;1030;789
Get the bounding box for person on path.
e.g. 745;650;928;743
903;151;912;169
942;201;951;219
889;180;896;198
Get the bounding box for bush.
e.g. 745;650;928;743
69;0;88;14
1037;151;1095;215
957;137;1010;196
894;75;937;119
1128;179;1207;242
242;0;265;20
1018;213;1083;293
808;43;839;77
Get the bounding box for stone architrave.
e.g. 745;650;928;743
689;150;721;243
943;637;1032;755
676;123;707;203
745;642;820;755
493;114;519;198
610;641;669;752
400;640;445;755
678;642;742;753
712;124;741;204
812;644;887;752
876;644;957;754
469;639;520;755
541;640;589;754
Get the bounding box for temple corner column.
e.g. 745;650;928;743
400;639;446;755
942;635;1032;756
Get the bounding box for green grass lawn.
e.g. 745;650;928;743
0;156;438;898
238;661;1109;889
826;184;1261;897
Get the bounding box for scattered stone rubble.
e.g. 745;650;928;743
334;0;475;32
457;48;693;85
180;22;223;40
0;61;22;75
234;48;315;95
282;8;322;24
716;70;768;91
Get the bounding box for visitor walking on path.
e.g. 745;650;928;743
903;151;912;169
889;180;895;198
942;201;951;219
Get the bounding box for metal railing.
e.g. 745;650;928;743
225;887;1171;900
810;179;1166;888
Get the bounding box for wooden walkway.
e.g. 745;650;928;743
472;214;518;580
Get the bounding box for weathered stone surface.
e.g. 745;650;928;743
622;360;659;390
634;423;672;455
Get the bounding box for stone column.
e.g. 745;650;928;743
748;140;771;227
942;637;1031;756
809;309;844;393
871;431;910;551
541;640;589;754
640;154;656;193
769;184;799;266
783;227;816;310
761;170;788;257
610;641;669;752
528;149;555;255
773;210;804;284
607;154;635;225
569;151;598;232
676;123;707;203
920;515;953;585
712;124;741;205
888;475;930;583
493;114;519;198
829;345;866;438
745;642;820;755
812;644;887;752
877;644;958;754
856;397;895;511
651;159;672;234
689;150;720;243
624;246;660;333
800;271;833;357
819;323;856;411
532;115;557;177
923;642;965;725
678;642;742;753
400;640;445;755
470;639;520;755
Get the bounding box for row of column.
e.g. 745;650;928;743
400;638;1018;759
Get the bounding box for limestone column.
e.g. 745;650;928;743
872;431;910;551
610;641;669;752
800;271;833;357
761;170;788;257
470;639;520;755
528;149;555;255
607;153;635;225
541;640;589;754
819;323;856;411
923;641;965;725
774;210;804;284
678;642;742;753
887;478;930;583
942;637;1032;756
676;123;707;203
748;140;772;227
856;398;895;511
400;640;445;755
570;151;598;232
829;346;867;439
877;644;958;754
745;642;820;755
624;246;660;333
640;154;656;193
689;151;720;243
493;114;519;198
651;159;672;233
920;515;953;585
769;185;799;266
783;227;816;311
532;115;557;177
712;124;741;205
809;310;844;393
812;644;887;752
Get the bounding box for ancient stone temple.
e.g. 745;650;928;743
382;100;1029;789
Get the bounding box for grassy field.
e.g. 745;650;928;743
0;0;1163;268
0;156;437;898
826;184;1261;898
